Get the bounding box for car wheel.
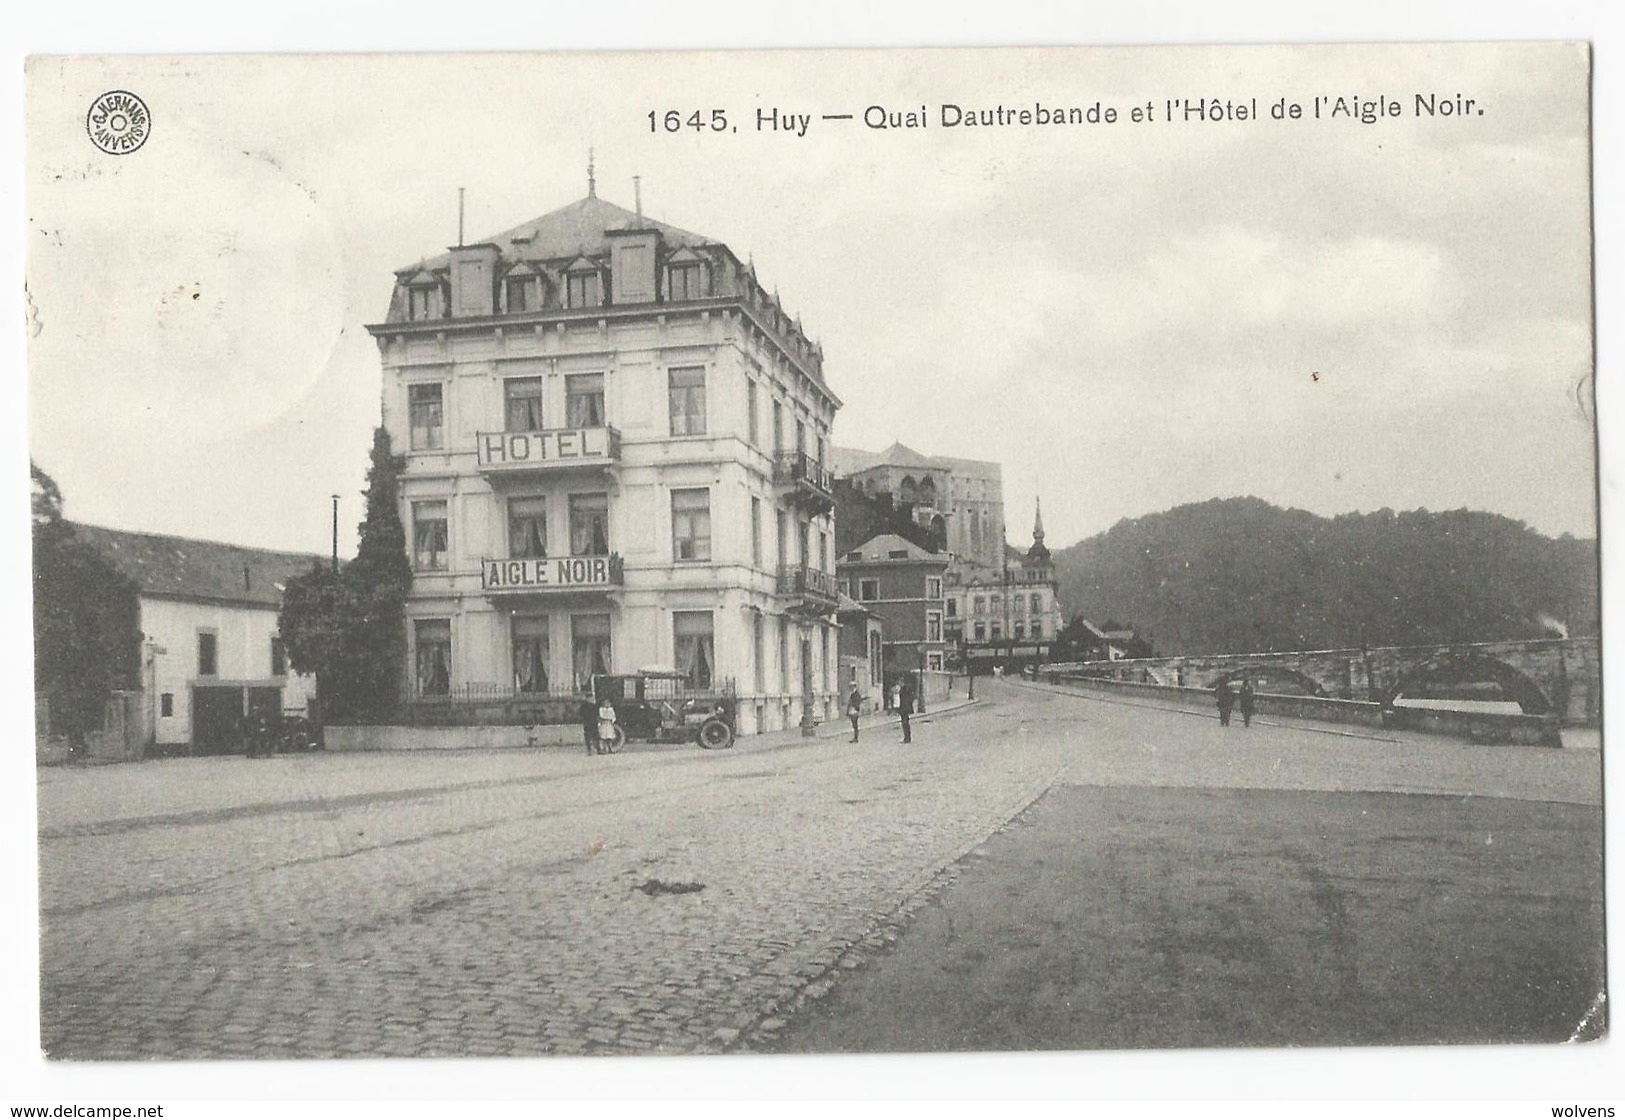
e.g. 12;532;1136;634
699;718;735;750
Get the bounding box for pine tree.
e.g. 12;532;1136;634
277;428;412;721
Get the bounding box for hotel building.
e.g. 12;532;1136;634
366;187;842;734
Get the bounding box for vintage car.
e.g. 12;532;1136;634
591;670;737;751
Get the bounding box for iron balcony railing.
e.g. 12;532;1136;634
475;425;621;473
772;450;833;496
776;564;841;605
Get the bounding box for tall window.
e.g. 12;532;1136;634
566;270;601;309
671;488;712;562
505;378;545;432
822;629;831;696
753;614;765;693
779;617;790;693
512;616;549;694
772;400;784;453
667;262;704;300
414;619;451;696
945;599;958;618
1031;593;1043;613
571;614;612;691
973;621;986;641
1033;620;1045;639
926;611;943;642
412;500;449;569
568;493;609;556
795;418;805;456
974;595;986;615
508;496;547;558
271;636;286;677
751;497;762;567
926;576;943;599
859;578;879;601
197;631;217;677
776;509;788;568
869;630;883;685
746;380;759;447
1013;621;1026;640
409;383;443;450
674;611;715;689
566;373;606;428
668;366;707;436
991;621;1003;640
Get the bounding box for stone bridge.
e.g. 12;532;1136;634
1046;637;1599;725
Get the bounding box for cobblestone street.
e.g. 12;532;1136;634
37;681;1603;1060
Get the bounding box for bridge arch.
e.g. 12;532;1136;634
1385;649;1553;714
1209;665;1327;697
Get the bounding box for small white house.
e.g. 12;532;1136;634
72;524;323;754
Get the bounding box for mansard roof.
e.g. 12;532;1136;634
400;195;708;274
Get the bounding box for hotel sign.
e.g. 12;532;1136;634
482;555;621;593
477;427;618;470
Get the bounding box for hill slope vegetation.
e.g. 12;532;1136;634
1051;498;1597;657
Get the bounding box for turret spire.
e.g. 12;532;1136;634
1027;496;1050;564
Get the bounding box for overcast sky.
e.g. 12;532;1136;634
26;42;1594;555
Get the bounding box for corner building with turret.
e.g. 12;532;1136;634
366;190;841;734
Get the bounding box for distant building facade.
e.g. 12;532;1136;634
366;188;842;735
831;443;1005;570
944;500;1065;669
70;524;321;753
837;533;949;675
836;592;885;711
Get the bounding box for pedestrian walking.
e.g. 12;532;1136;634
898;672;917;743
1238;678;1256;728
1215;679;1235;727
846;683;863;742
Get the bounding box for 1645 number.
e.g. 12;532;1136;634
648;109;732;133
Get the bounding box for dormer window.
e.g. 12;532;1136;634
505;274;541;313
665;249;709;301
408;284;443;321
565;260;603;309
668;263;704;300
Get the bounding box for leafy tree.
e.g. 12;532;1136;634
31;462;142;749
278;428;412;721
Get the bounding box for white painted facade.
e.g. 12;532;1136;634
141;596;318;747
370;195;844;734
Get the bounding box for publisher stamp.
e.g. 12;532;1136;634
85;90;150;155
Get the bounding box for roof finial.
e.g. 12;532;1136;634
1034;495;1045;543
587;148;596;198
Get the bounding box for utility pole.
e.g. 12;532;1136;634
331;494;340;573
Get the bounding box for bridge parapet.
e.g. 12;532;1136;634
1043;637;1598;725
